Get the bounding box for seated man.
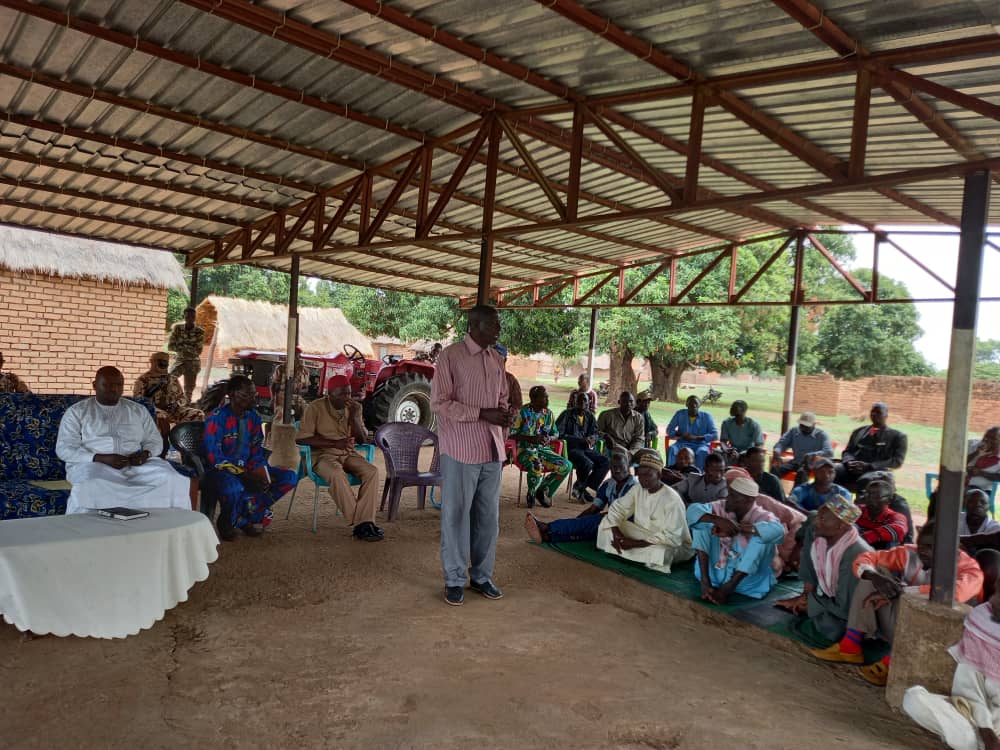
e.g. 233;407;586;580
961;489;1000;537
665;396;717;471
596;391;645;459
524;450;635;544
866;469;915;543
771;412;833;486
856;479;909;550
747;470;807;576
296;374;382;542
672;452;727;505
904;586;1000;750
596;452;693;573
56;366;191;514
567;372;597;413
662;446;700;485
687;471;786;602
555;391;609;503
778;496;871;646
720;400;764;463
742;447;786;504
811;520;983;686
790;457;850;512
133;351;204;427
834;401;908;491
0;350;30;393
511;385;572;509
635;390;658;448
968;426;1000;493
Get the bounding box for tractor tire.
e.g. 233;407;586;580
366;372;435;432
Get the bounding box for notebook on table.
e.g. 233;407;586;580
95;507;150;521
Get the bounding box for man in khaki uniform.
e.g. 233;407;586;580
168;307;205;403
296;374;382;541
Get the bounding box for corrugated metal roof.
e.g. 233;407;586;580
0;0;998;299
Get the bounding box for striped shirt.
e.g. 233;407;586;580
431;334;509;465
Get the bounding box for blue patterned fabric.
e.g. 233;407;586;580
0;393;170;519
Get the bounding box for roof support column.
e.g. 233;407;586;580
477;116;501;305
282;254;301;425
189;266;200;307
780;232;806;435
931;169;991;605
586;307;599;389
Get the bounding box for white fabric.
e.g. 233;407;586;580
0;510;218;639
56;397;190;514
903;664;1000;750
597;482;693;573
960;512;1000;537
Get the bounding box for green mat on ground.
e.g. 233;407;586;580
541;540;890;662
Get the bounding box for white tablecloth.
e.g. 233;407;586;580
0;510;218;639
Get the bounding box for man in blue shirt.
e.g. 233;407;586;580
524;450;636;543
771;411;833;486
790;457;851;512
666;395;718;471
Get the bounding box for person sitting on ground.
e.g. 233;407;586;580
494;344;523;412
204;375;299;541
742;446;787;505
556;391;609;503
524;449;635;545
56;366;191;514
635;390;659;448
720;400;764;463
672;452;727;505
567;373;597;412
665;395;718;471
865;469;915;543
855;479;909;550
597;391;645;460
661;446;700;485
511;385;572;509
968;426;1000;493
0;350;30;393
296;374;382;542
730;466;806;576
771;412;833;486
961;489;1000;538
133;351;204;427
777;495;871;646
834;401;908;491
811;520;984;687
789;457;850;512
596;452;693;574
903;585;1000;750
687;470;786;603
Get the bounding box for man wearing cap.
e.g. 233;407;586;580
665;395;718;472
597;391;645;459
596;452;693;573
855;478;909;550
687;470;786;602
556;391;609;502
167;306;205;403
834;402;908;492
778;496;872;646
789;456;850;512
133;352;204;427
771;412;833;486
296;374;382;541
635;390;659;448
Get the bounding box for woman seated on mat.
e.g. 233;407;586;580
203;375;298;541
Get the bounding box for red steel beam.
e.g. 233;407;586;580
418;119;492;238
498;117;566;219
359;153;422;246
849;69;873;181
880;68;1000;124
806;232;869;299
731;235;794;302
671;249;730;303
684;88;706;204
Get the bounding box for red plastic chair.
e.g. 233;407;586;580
374;422;441;521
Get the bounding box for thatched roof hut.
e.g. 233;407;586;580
196;296;373;356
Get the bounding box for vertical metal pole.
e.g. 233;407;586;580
189;266;200;307
586;307;599;386
282;254;301;425
477;115;501;305
780;233;804;435
931;169;991;605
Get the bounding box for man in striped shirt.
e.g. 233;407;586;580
432;305;511;607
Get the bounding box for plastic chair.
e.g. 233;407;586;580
925;472;998;518
285;442;376;533
510;438;564;506
375;423;442;521
168;421;213;517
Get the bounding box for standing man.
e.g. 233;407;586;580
834;402;908;491
0;351;30;393
168;306;205;404
296;374;382;542
432;305;510;606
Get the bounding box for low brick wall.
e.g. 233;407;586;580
0;269;168;393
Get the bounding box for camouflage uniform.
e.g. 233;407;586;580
271;360;308;423
133;370;205;425
0;371;30;393
167;322;205;402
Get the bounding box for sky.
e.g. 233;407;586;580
847;226;1000;370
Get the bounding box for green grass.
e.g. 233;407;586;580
527;374;939;511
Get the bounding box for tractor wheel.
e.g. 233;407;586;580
367;372;435;431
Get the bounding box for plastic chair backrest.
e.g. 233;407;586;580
926;471;998;517
374;422;439;478
169;421;207;477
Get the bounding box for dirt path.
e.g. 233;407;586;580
2;466;941;749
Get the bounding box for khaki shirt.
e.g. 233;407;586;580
298;397;354;463
596;408;645;454
168;323;205;361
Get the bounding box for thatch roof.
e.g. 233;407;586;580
197;296;373;356
0;226;187;291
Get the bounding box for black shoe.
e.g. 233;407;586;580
216;506;237;542
578;488;596;503
525;494;535;508
352;523;383;542
444;586;465;606
536;489;552;508
470;580;504;600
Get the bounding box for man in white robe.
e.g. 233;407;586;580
56;366;191;514
597;452;693;573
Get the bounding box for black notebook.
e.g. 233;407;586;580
96;507;150;521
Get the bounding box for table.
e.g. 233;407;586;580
0;509;218;639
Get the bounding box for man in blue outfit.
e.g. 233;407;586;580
790;457;851;512
771;411;833;486
665;395;718;471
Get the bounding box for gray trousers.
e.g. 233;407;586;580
846;578;899;643
440;454;502;588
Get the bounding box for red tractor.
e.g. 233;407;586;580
204;345;436;431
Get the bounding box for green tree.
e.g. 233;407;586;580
974;339;1000;380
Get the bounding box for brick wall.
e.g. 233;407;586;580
795;373;1000;432
0;269;168;394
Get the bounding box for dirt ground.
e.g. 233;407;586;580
2;459;942;750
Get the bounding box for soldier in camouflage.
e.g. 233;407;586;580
0;350;31;393
167;307;205;403
133;352;204;426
